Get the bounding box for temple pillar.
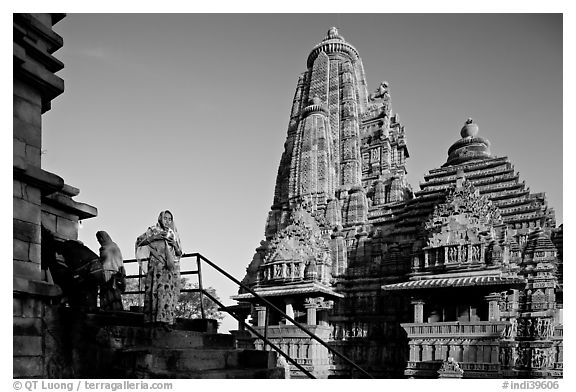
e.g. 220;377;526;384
485;293;501;321
491;344;499;363
255;305;267;327
285;298;295;324
408;342;417;361
305;298;318;325
439;343;449;362
411;299;425;323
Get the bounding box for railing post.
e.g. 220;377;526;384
196;254;206;319
138;263;143;308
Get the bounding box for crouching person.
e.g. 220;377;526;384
96;230;126;311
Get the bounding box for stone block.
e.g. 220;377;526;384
13;238;30;261
41;210;57;232
14;336;42;356
42;203;77;221
14;298;23;317
56;216;78;240
148;349;229;372
13;356;43;378
237;349;276;368
13;316;42;335
14;138;26;160
43;304;61;328
13;78;42;106
13;197;41;224
29;243;41;264
13;115;42;149
22;183;42;204
13;180;25;199
202;333;236;349
13;95;42;130
225;351;240;368
25;144;41;167
14;260;41;280
22;297;42;318
149;330;205;349
13;218;41;244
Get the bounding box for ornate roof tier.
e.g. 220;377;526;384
232;281;344;300
382;275;527;291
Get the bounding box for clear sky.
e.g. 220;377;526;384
40;13;562;333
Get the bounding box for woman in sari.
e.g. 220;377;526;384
96;230;126;311
135;210;182;327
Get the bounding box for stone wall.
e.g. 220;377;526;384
13;13;97;378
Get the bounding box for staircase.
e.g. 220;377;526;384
64;309;285;379
118;252;373;379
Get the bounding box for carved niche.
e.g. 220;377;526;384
417;178;504;269
259;201;331;284
424;178;502;248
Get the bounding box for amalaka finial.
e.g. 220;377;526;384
323;26;344;42
460;117;479;138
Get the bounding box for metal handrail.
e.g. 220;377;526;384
122;255;314;378
123;252;373;378
200;289;315;378
191;252;373;379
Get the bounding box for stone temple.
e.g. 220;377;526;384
233;27;563;378
13;16;562;379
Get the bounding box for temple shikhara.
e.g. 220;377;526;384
13;15;562;380
233;27;563;378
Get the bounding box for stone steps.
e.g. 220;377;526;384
119;347;279;378
62;309;284;379
95;324;235;350
133;366;285;379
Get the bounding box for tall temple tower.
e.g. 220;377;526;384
235;27;562;379
234;27;412;378
267;26;411;235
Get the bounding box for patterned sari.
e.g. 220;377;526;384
135;211;182;324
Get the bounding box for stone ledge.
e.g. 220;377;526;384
14;58;64;112
13;14;64;54
13;156;64;196
61;184;80;197
43;192;98;220
13;276;62;298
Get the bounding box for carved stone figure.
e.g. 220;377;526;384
437;357;464;378
369;81;391;102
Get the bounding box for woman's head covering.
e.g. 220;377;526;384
96;231;123;274
136;210;182;270
159;210;181;254
158;210;175;230
96;230;113;245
